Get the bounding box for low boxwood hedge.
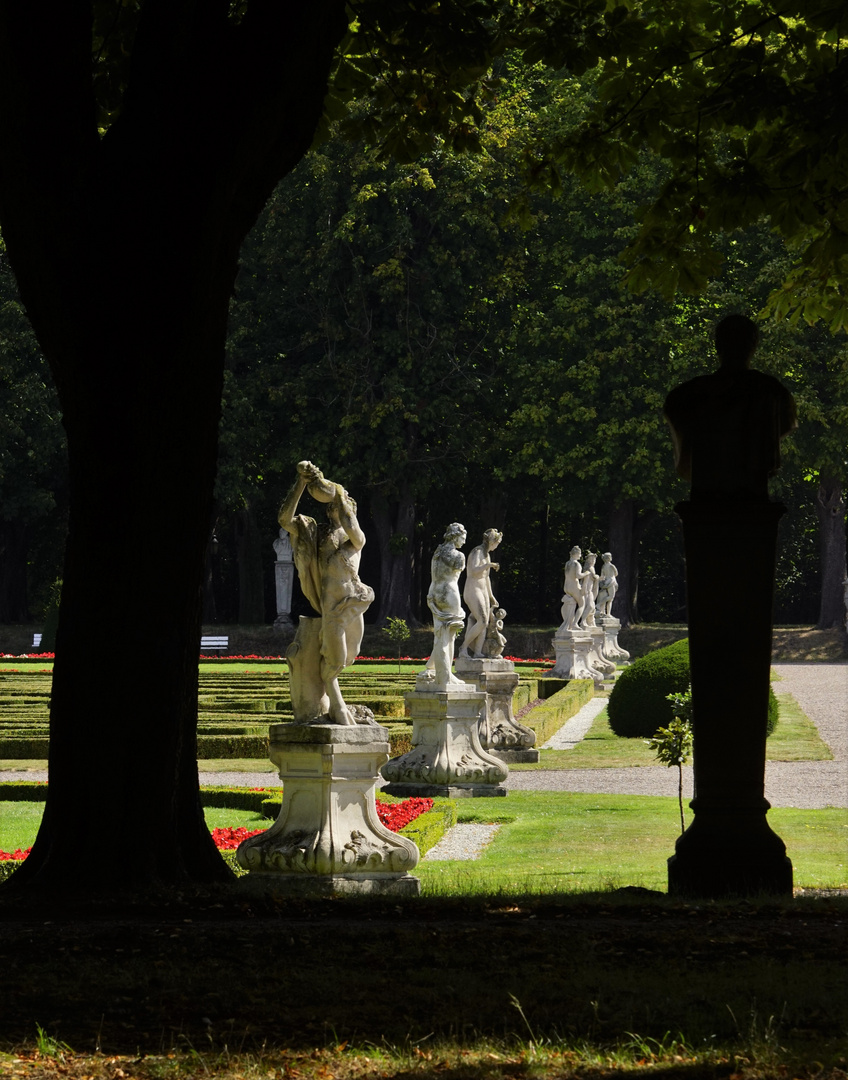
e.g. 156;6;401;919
608;638;779;738
522;679;594;744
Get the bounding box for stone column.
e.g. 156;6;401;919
668;501;792;897
273;529;295;631
236;722;420;896
381;683;508;798
455;656;539;763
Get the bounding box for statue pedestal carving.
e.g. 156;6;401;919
668;501;792;898
455;657;539;764
585;626;616;680
547;628;606;685
381;687;508;798
597;615;630;665
236;723;420;896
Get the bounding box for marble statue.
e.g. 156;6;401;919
578;552;599;629
420;523;468;688
596;552;619;617
560;546;589;630
459;528;503;659
278;460;375;725
663;314;797;503
273;528;295;630
482;607;507;659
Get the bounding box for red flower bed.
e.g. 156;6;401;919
0;847;31;861
210;796;433;851
1;798;434;863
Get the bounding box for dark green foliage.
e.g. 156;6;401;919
608;639;693;738
200;786;281;814
609;639;780;738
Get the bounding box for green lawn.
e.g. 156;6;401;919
512;691;833;770
6;794;844;893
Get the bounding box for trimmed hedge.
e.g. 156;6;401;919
522;679;594;744
608;638;779;738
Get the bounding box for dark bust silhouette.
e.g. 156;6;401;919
663;315;797;503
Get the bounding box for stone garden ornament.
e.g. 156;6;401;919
460;528;503;659
662;312;797;897
278;460;376;726
419;522;471;691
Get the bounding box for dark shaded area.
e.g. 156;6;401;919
0;891;845;1056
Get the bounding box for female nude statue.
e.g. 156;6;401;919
459;528;502;659
420;523;468;688
278;460;375;725
596;552;619;617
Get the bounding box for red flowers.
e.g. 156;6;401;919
376;797;433;832
0;847;31;861
210;797;433;851
0;798;434;864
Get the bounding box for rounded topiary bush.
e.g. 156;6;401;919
608;636;779;738
608;637;691;737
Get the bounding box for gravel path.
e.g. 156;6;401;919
3;662;844;811
506;661;847;809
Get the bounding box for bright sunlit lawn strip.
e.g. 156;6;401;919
512;693;833;772
3;793;845;890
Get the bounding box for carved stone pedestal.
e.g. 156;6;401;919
668;500;792;898
381;687;508;797
585;627;616;681
236;723;420;896
597;615;630;665
455;657;539;764
547;628;605;685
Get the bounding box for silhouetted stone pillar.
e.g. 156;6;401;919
668;500;792;897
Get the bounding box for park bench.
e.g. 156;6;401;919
200;635;229;654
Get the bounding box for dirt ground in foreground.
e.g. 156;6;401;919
1;890;846;1058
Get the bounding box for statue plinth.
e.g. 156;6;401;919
236;722;420;896
668;500;792;897
547;628;606;685
455;657;539;764
597;615;630;665
381;687;508;798
584;626;616;679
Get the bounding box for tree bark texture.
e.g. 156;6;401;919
372;489;418;625
0;519;30;622
0;0;349;892
815;475;847;629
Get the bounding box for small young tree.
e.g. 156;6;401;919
382;617;411;674
647;687;694;834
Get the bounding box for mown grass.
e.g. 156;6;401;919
512;692;832;771
5;793;844;891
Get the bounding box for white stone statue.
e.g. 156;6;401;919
482;606;508;659
560;545;589;630
459;528;503;659
578;552;599;629
597;552;619;617
278;460;375;725
419;523;468;688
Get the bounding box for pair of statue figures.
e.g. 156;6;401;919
561;548;619;631
279;460;506;719
418;525;506;689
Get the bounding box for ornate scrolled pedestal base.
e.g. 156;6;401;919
381;687;508;798
547;628;605;685
597;615;630;665
455;657;539;764
585;627;616;681
236;723;420;897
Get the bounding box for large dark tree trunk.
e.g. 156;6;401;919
815;475;846;629
0;1;348;893
0;519;30;622
372;488;418;625
607;500;656;627
235;506;266;625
